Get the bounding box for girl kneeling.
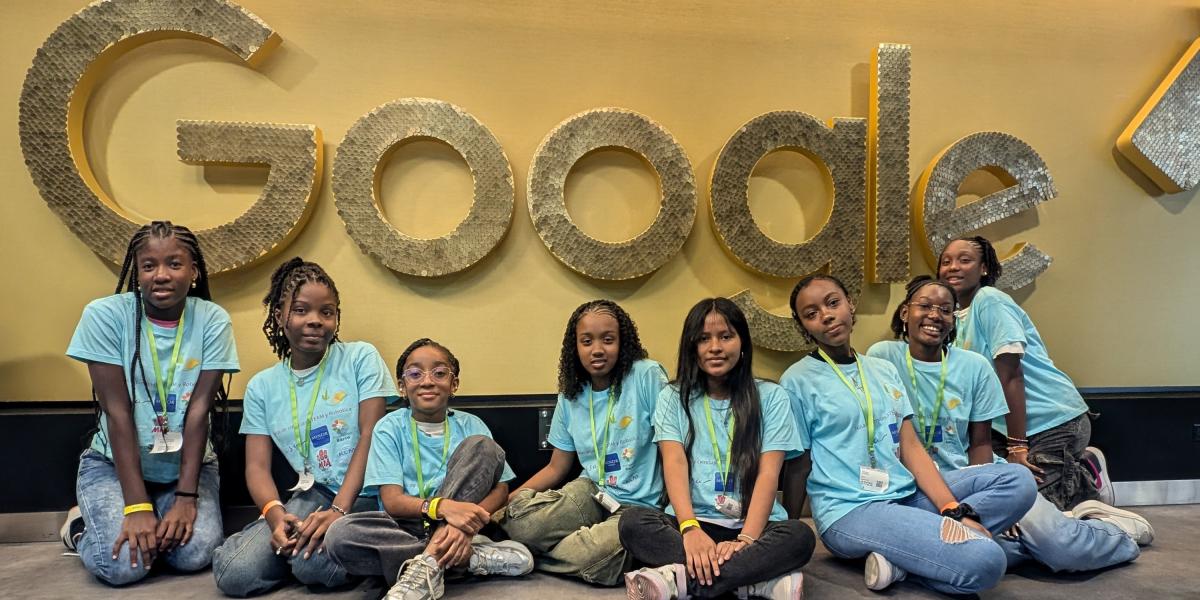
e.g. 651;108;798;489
65;222;238;586
620;298;814;600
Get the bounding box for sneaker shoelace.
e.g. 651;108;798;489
394;557;437;596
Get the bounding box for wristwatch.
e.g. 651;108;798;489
940;502;980;522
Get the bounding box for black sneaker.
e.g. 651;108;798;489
60;506;84;551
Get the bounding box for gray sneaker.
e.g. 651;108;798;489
60;506;83;551
467;536;534;577
743;570;804;599
387;554;444;600
1072;500;1154;545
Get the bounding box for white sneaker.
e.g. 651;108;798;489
864;552;906;591
387;554;444;600
1072;500;1154;545
1081;446;1116;505
743;570;804;599
624;563;687;600
467;536;534;577
60;506;83;551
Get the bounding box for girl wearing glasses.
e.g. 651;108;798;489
497;300;668;586
212;258;398;597
619;298;813;600
868;276;1150;576
938;236;1106;511
781;275;1035;594
323;338;533;600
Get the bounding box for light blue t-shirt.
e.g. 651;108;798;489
240;341;399;495
955;286;1089;436
365;407;516;501
867;341;1009;471
780;353;915;534
66;293;240;483
653;380;800;525
547;359;668;508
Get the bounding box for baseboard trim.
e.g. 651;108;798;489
1112;479;1200;506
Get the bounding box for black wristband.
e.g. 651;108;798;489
940;502;980;522
174;491;199;498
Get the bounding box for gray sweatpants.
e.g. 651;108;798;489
323;435;506;585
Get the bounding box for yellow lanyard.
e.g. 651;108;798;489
703;395;734;490
905;349;948;450
143;308;186;432
288;351;329;469
818;349;877;467
589;388;617;487
410;415;451;499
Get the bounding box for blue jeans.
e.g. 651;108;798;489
821;463;1036;595
75;449;224;586
212;486;377;597
996;492;1139;572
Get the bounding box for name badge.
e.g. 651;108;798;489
860;465;890;492
925;425;944;443
310;425;331;447
888;423;900;443
604;453;622;473
714;494;742;518
289;471;316;492
150;431;183;454
714;472;735;492
165;393;177;413
593;490;620;513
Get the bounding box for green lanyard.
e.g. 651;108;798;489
589;387;617;487
702;395;735;490
905;349;948;450
143;308;187;432
410;415;451;499
818;349;877;467
288;351;329;470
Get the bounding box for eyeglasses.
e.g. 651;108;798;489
401;366;455;383
907;302;954;317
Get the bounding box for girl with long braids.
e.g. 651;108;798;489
938;236;1108;510
63;221;239;585
619;298;813;600
781;274;1035;594
211;258;398;596
868;276;1151;577
496;300;668;586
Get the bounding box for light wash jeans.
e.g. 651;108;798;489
496;477;628;586
996;492;1139;572
211;485;377;597
75;449;224;586
820;463;1036;595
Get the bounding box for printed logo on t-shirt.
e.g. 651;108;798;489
310;425;331;447
618;415;632;429
621;447;634;460
331;419;348;434
947;397;962;410
185;358;200;370
317;448;332;470
336;444;355;462
606;474;618;487
328;391;347;405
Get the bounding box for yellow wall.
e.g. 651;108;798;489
3;0;1198;401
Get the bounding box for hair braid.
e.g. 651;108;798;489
556;300;648;400
261;258;341;360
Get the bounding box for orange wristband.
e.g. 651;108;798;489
261;499;284;518
939;501;959;513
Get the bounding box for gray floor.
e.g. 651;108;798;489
3;505;1197;599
